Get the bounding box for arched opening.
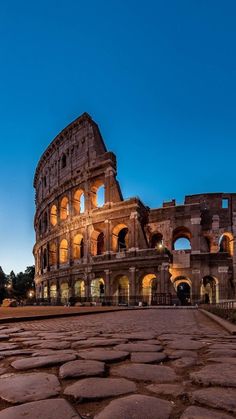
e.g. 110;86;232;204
112;224;129;252
61;153;67;169
50;205;57;226
49;242;57;266
60;197;69;221
43;248;47;270
90;278;105;301
90;230;105;256
60;282;69;304
43;212;48;233
113;275;129;305
73;234;84;259
43;285;48;299
219;233;233;256
150;233;163;249
74;280;85;298
50;284;57;302
201;276;219;304
91;180;105;208
172;227;192;251
174;277;192;305
142;274;159;305
73;189;85;214
97;232;105;255
59;239;68;264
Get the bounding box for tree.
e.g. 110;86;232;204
0;267;7;303
12;266;35;301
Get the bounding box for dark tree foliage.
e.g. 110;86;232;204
11;266;35;301
0;267;7;303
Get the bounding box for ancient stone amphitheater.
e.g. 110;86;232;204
33;113;236;305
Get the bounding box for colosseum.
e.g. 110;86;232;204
33;112;236;306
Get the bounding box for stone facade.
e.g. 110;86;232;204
33;113;236;305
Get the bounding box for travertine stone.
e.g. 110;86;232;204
112;363;177;383
11;353;76;370
78;349;129;362
59;360;105;378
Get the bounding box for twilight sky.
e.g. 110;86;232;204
0;0;236;274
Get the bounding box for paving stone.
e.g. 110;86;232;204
112;332;157;340
0;335;10;340
167;340;206;350
0;343;19;350
59;359;105;378
209;343;236;350
180;405;234;419
0;372;60;403
130;352;166;363
0;398;80;419
1;328;23;334
64;377;136;400
32;349;77;357
11;353;76;370
35;341;71;350
208;357;236;364
190;364;236;387
206;350;236;357
0;349;34;356
171;357;198;369
191;387;236;413
165;350;198;359
115;343;162;352
95;394;172;419
112;363;177;383
147;383;185;397
78;349;129;362
72;338;126;348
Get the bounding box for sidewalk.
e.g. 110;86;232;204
0;306;130;323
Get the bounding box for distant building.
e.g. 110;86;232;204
33;113;236;305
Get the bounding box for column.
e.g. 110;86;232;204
129;267;136;304
190;214;201;254
104;220;111;253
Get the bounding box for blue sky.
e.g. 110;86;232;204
0;0;236;273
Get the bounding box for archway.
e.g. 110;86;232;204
112;224;129;252
60;197;69;221
174;277;192;305
50;205;57;226
90;278;105;301
60;282;69;304
73;189;85;214
142;274;159;305
150;233;163;249
50;284;57;303
74;280;85;298
73;234;84;259
172;227;191;250
219;233;233;256
201;276;219;303
90;230;105;256
59;239;68;264
49;242;57;266
113;275;129;305
91;180;105;208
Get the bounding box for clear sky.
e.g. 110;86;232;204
0;0;236;274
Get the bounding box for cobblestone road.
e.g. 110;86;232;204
0;308;235;418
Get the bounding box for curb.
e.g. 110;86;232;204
199;308;236;335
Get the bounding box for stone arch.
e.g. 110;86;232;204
49;283;57;302
112;224;129;252
112;275;129;305
74;279;85;298
60;196;69;221
49;241;57;266
219;232;233;256
43;283;48;299
173;276;192;305
90;230;105;256
43;212;48;233
91;180;105;208
61;153;67;169
201;276;219;304
43;248;47;270
50;205;57;226
90;278;105;300
150;233;163;249
141;274;159;305
59;239;68;264
73;233;84;259
73;189;85;214
60;282;69;304
172;227;192;250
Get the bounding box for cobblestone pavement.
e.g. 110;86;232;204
0;309;235;418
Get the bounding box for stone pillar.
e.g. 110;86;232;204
191;215;201;254
105;167;116;204
212;215;220;252
56;237;60;269
129;267;136;304
129;212;138;251
104;219;111;253
56;280;61;304
191;269;201;303
160;263;169;293
104;269;111;300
